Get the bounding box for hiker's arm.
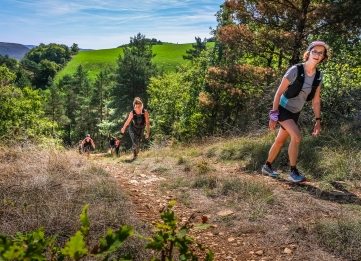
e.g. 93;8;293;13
145;110;150;139
312;86;321;137
121;112;133;133
269;77;290;130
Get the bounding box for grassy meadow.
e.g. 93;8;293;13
55;42;215;81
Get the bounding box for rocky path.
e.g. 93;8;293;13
94;153;353;261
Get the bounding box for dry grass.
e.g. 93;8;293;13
143;137;361;261
0;144;153;260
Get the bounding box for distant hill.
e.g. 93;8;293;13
0;42;30;60
56;42;214;81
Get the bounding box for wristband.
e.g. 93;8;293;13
269;110;279;121
315;118;321;121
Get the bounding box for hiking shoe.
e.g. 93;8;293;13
261;165;279;177
288;169;306;183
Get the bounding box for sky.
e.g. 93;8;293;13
1;0;224;50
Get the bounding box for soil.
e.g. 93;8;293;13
94;150;361;261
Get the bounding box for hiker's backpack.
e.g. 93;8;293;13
283;64;322;101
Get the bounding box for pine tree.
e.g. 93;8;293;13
110;33;158;126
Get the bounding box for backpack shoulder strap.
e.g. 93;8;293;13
312;69;321;87
296;63;305;79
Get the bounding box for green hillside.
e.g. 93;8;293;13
56;42;212;81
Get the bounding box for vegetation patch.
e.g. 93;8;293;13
314;217;361;260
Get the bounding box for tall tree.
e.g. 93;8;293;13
44;78;68;134
59;74;77;144
217;0;361;67
183;37;208;60
110;33;158;124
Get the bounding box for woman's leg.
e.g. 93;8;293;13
128;127;136;155
278;119;302;166
266;127;290;163
129;126;143;157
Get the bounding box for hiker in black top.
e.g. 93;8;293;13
121;97;150;158
108;134;116;155
262;41;330;183
82;134;95;159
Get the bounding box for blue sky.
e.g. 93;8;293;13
1;0;223;50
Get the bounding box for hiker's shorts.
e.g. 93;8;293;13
83;145;94;152
278;105;300;130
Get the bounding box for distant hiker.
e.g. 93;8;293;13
82;134;95;159
108;134;116;155
78;140;83;154
115;137;121;157
262;41;330;183
121;97;150;158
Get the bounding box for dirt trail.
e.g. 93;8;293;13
94;152;359;261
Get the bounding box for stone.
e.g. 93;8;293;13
217;210;234;216
284;248;292;254
228;237;235;242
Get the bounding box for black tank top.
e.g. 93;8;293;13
131;109;146;129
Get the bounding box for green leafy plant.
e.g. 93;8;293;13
144;200;214;261
0;202;213;261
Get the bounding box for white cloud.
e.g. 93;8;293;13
0;0;222;49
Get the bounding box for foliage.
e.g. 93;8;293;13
70;43;80;55
22;43;73;89
0;67;54;138
148;48;211;141
0;203;213;261
148;71;185;136
0;54;18;71
119;37;163;47
312;36;361;124
24;43;71;65
144;200;213;261
0;65;16;86
217;0;361;67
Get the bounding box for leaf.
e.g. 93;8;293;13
90;244;99;255
95;226;133;256
79;205;90;237
2;245;25;260
177;228;188;239
167;200;176;208
161;211;178;227
145;233;166;251
205;249;214;261
61;231;88;260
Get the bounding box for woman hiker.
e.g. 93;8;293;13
121;97;150;158
262;41;330;183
